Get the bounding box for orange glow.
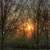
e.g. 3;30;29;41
26;25;33;40
23;20;35;40
24;23;34;32
26;32;32;40
27;25;31;30
16;18;37;40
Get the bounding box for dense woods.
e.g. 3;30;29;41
0;0;49;50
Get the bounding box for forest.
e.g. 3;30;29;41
0;0;49;50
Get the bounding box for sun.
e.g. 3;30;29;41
16;18;37;40
25;23;34;32
27;25;31;31
23;20;35;40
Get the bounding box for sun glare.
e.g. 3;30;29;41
25;23;34;32
22;19;35;40
16;18;37;40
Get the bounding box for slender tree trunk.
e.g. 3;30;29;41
1;0;4;50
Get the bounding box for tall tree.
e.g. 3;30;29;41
1;0;15;49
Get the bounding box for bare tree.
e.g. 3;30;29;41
0;0;48;49
1;0;16;49
36;0;48;48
